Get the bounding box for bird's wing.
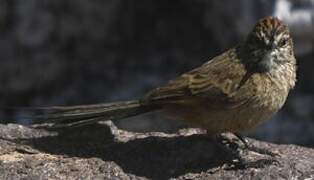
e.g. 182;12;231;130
143;48;250;109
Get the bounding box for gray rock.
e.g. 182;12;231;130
0;122;314;180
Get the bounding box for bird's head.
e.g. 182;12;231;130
241;16;295;73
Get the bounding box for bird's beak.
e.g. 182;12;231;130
257;51;274;72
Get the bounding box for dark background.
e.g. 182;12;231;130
0;0;313;146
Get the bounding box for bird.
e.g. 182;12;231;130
28;16;297;144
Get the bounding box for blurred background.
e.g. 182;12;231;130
0;0;313;146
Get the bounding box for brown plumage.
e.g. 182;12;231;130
32;16;297;135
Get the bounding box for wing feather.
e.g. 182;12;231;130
143;48;250;109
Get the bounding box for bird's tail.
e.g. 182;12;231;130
25;100;155;128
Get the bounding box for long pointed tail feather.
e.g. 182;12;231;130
14;100;155;127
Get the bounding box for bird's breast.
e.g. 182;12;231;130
225;64;295;132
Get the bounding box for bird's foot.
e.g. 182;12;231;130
233;133;280;158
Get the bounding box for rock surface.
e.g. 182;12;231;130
0;122;314;180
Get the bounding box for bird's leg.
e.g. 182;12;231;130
209;133;247;167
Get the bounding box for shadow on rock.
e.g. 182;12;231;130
15;124;274;180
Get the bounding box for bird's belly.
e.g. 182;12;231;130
163;100;280;135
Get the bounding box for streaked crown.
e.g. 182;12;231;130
250;16;290;49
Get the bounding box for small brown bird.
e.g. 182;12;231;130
33;17;297;139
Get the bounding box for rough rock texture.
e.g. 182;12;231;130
0;122;314;180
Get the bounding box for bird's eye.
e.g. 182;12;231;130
278;38;288;47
